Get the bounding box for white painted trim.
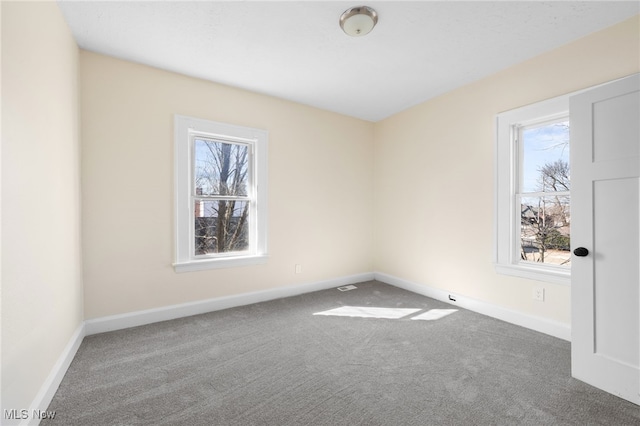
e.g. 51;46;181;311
23;270;572;426
20;323;85;426
85;272;375;335
495;95;572;286
374;272;571;341
173;254;268;273
174;115;268;272
494;263;570;286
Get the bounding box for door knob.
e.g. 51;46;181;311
573;247;589;257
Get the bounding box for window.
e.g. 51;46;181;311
174;115;268;272
495;95;571;285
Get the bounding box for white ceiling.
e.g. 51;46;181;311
58;1;639;122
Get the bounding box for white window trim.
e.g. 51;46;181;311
494;95;570;285
174;115;268;272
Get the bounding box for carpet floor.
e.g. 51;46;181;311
44;281;640;425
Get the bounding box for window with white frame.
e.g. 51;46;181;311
174;115;268;272
495;95;571;285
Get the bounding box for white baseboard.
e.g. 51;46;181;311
24;270;568;426
374;271;571;341
85;272;375;335
20;322;85;426
20;272;373;425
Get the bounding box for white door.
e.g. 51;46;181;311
571;73;640;405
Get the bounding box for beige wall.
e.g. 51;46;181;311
374;15;640;325
80;51;374;319
1;1;82;417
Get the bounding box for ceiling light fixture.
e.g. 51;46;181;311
339;6;378;37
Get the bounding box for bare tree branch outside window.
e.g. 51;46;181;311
193;139;250;255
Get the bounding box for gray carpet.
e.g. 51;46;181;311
44;281;639;425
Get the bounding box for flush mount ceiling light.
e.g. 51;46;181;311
339;6;378;37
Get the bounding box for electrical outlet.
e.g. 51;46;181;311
533;287;545;302
295;264;302;274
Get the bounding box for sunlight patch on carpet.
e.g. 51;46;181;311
410;309;458;321
313;306;421;319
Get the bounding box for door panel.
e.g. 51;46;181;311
593;177;639;367
593;91;640;162
571;73;640;405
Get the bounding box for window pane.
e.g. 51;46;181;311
194;200;250;255
521;120;570;193
520;195;570;266
194;139;249;196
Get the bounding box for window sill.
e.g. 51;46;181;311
495;263;570;286
174;254;268;273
